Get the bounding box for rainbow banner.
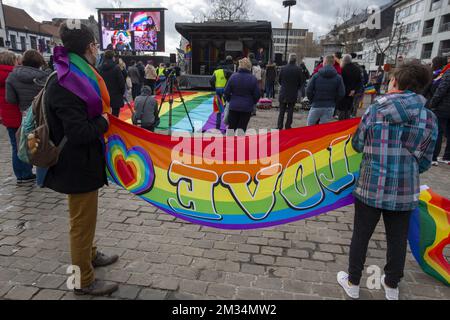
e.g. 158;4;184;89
119;91;226;132
409;187;450;286
105;117;362;229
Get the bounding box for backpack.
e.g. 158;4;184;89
17;71;68;168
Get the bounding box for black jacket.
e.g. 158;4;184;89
99;59;126;110
279;62;305;103
6;66;50;111
307;65;345;108
428;70;450;119
44;76;109;194
342;63;363;95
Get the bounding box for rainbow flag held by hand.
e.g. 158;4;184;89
105;118;362;230
213;94;225;113
364;85;377;95
409;187;450;286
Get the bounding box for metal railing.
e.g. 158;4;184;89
439;22;450;32
423;26;434;36
422;50;433;59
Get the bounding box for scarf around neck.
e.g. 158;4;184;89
54;46;110;119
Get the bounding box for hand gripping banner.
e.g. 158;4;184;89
105;117;362;230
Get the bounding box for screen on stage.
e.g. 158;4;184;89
98;8;165;52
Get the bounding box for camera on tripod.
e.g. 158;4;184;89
163;66;180;78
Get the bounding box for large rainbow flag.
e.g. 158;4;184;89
409;187;450;286
119;91;226;132
106;117;362;229
106;115;450;285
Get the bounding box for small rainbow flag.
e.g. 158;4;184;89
364;85;377;95
409;187;450;286
213;94;225;113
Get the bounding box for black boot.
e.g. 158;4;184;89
74;280;119;296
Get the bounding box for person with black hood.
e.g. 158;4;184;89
99;50;126;117
277;54;305;130
307;55;345;126
6;49;51;187
337;54;363;120
133;85;159;132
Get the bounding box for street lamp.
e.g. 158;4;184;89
283;0;297;63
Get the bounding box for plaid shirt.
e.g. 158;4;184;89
352;91;438;212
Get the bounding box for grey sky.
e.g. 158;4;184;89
4;0;392;53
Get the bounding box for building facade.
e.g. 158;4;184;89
3;5;53;56
0;0;7;49
273;23;313;60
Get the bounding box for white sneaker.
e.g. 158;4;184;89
381;275;399;301
337;271;360;299
432;161;439;167
437;158;450;165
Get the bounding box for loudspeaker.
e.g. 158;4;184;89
275;53;283;65
170;53;176;64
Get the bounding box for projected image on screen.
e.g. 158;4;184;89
134;31;158;51
103;30;133;51
99;8;165;52
102;12;131;31
131;11;160;32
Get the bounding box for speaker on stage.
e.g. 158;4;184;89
170;54;177;64
275;53;283;65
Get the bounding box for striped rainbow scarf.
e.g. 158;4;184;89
54;46;110;119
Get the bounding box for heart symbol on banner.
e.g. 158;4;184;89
106;135;155;196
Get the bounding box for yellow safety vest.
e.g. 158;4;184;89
158;67;166;77
214;69;227;89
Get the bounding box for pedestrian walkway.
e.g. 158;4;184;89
0;116;449;300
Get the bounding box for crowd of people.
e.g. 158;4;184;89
0;21;448;299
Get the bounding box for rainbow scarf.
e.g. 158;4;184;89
54;46;110;119
409;188;450;286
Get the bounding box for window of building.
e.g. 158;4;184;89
430;0;442;11
10;34;17;50
0;37;4;47
439;14;450;32
439;39;450;56
30;36;37;50
422;43;433;59
20;36;26;51
423;19;435;36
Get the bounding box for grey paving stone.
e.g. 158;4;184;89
32;289;65;300
179;279;209;295
4;286;39;300
138;288;168;300
207;283;236;299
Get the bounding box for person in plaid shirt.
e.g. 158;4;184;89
338;62;438;300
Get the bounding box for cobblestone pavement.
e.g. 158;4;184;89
0;109;449;300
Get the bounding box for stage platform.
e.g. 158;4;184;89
178;74;212;90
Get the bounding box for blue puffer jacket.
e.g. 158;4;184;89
307;65;345;108
224;69;260;113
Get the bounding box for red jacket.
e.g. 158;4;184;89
0;65;21;128
313;61;342;76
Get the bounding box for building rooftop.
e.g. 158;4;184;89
3;4;52;36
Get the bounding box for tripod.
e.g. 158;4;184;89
157;70;195;135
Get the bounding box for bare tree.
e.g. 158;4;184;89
371;15;409;65
208;0;251;21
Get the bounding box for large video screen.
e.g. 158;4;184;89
98;8;165;52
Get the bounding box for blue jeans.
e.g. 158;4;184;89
265;81;275;98
307;107;335;126
7;127;33;180
36;167;48;187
